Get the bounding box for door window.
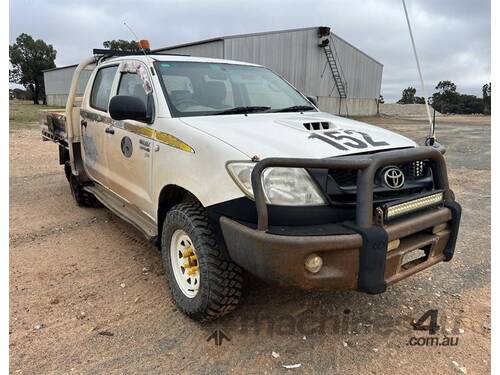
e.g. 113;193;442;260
90;66;118;111
118;73;148;106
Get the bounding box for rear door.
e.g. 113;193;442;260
105;60;155;214
81;64;119;187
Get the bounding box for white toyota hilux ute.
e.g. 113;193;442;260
41;52;461;321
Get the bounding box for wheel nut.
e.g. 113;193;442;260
305;254;323;273
187;266;199;276
181;247;194;258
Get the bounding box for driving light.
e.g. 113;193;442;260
305;254;323;273
384;191;444;220
226;162;327;206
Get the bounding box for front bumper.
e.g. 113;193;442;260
220;146;461;293
220;204;460;292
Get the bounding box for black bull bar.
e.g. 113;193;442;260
251;146;451;232
247;146;460;294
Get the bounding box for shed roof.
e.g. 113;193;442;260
43;64;78;73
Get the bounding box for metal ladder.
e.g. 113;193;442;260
320;37;348;99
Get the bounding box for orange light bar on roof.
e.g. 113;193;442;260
139;39;150;50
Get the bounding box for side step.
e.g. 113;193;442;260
84;184;158;241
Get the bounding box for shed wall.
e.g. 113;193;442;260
330;33;383;99
223;29;382;100
44;66;94;106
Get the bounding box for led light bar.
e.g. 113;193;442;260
384;191;444;220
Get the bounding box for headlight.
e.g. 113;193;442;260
226;162;327;206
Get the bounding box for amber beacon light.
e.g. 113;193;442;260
139;39;150;50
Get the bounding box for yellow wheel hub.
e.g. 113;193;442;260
170;230;200;298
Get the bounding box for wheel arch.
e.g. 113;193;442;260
157;184;203;245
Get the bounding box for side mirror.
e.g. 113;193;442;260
109;95;150;122
306;96;318;107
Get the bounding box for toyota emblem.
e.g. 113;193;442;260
383;167;405;189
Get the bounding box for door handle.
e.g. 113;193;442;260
105;126;115;135
81;119;87;128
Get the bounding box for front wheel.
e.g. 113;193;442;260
161;202;243;321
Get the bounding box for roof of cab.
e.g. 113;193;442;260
102;54;261;67
43;54;262;73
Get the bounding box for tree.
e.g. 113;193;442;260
435;80;457;94
9;33;56;105
430;80;486;114
103;39;140;51
431;80;460;114
397;87;417;104
482;82;491;115
457;94;483;114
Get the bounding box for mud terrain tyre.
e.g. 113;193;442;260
64;162;102;208
161;202;243;321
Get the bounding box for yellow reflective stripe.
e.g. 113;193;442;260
137;127;155;138
122;122;194;153
154;131;194;153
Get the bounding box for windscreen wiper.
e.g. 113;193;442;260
272;105;315;113
214;106;271;115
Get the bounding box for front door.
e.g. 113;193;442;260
81;64;119;187
105;61;155;216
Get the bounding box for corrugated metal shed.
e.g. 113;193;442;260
43;65;94;106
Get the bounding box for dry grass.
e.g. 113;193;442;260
9;101;60;129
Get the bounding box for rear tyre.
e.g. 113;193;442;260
64;162;103;208
161;202;243;321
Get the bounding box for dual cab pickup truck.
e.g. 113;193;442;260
41;51;461;321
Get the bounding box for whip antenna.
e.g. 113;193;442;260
401;0;436;145
123;21;148;57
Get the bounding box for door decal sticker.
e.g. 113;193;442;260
121;136;133;158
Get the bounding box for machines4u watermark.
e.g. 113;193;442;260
407;309;461;347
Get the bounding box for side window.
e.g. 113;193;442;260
90;66;118;111
118;73;147;106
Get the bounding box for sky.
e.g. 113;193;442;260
9;0;490;101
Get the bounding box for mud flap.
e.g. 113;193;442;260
443;201;462;261
345;224;388;294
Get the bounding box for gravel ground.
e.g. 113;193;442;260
9;111;490;374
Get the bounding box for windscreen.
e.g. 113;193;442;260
156;61;314;117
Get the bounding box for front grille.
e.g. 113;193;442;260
325;160;434;205
329;169;357;187
329;160;429;188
